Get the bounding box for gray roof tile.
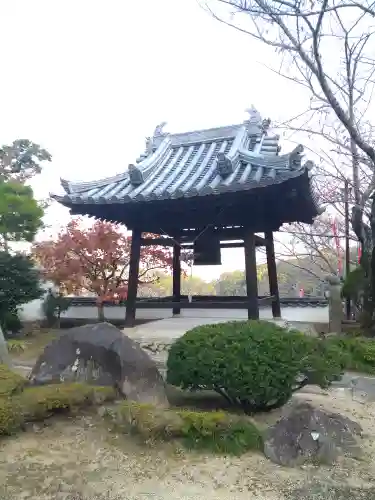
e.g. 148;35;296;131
52;115;313;206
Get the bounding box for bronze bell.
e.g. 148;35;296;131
193;230;222;266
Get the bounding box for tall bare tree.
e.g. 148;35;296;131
206;0;375;226
205;0;375;306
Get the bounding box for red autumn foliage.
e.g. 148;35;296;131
32;219;173;307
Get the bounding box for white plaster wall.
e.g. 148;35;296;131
17;291;329;324
60;305;328;323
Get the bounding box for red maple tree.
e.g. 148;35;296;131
32;219;173;320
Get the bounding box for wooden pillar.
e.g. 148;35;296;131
265;231;281;318
125;228;142;327
244;230;259;319
172;240;181;315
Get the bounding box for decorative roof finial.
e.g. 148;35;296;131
261;118;271;133
244;106;262;126
153;121;167;137
136;123;168;163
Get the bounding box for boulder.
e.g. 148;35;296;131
29;322;169;407
264;402;363;466
268;319;319;337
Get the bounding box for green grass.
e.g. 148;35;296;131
8;330;58;362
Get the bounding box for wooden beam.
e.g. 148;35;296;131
142;238;247;249
172;241;181;315
217;241;244;249
244;230;259;319
124;228;142;327
177;226;246;241
141;237;175;246
256;235;266;246
265;231;281;318
141;234;266;247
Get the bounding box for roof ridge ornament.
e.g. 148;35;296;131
289;144;304;169
153;121;167;137
136;122;168;163
244;106;262;123
261;118;271;134
128;163;144;186
216;152;234;178
60;178;71;194
244;106;263;136
136;136;155;163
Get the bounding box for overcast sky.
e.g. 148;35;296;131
0;0;310;280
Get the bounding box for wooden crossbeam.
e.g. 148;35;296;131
141;235;266;247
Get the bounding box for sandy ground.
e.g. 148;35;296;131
1;388;375;500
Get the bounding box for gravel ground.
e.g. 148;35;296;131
1;388;375;499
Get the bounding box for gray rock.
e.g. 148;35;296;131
264;402;363;466
29;322;169;407
267;319;319;337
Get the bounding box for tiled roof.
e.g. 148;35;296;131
52;109;314;206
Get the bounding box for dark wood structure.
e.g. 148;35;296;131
52;109;320;326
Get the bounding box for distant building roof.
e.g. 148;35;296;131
52;108;314;206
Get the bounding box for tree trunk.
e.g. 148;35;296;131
56;307;61;329
351;197;375;329
0;325;12;366
97;303;105;322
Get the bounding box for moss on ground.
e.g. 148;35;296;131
14;383;117;423
113;401;263;455
0;363;117;436
0;364;26;397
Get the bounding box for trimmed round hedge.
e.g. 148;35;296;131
167;320;346;413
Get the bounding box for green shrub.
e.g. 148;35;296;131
1;310;22;335
42;291;70;327
115;401;262;455
327;336;375;374
167;320;346;413
0;364;26;397
302;336;349;388
0;252;43;336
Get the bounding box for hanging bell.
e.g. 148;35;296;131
193;230;222;265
